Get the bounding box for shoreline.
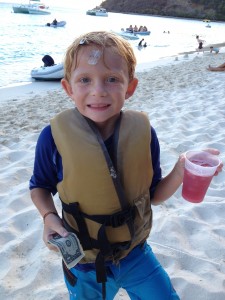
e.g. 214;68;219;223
0;81;62;103
1;41;225;103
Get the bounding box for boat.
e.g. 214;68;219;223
86;7;108;17
115;31;140;40
31;63;64;80
12;0;51;15
46;21;67;27
206;24;211;28
137;31;151;36
124;30;151;36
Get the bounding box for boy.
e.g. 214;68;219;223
29;31;221;299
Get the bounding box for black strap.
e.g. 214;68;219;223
62;202;92;249
82;206;135;228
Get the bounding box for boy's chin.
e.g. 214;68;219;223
83;112;120;124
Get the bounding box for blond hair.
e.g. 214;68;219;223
63;31;136;82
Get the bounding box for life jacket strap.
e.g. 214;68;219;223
62;201;93;249
62;201;133;300
83;206;136;228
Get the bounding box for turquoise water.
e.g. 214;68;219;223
1;2;225;88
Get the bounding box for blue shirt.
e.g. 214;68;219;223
29;124;162;198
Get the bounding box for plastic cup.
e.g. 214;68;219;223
182;150;220;203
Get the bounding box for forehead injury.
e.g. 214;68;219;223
88;49;102;65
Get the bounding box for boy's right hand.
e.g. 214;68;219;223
43;213;69;251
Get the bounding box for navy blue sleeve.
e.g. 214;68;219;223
150;126;162;198
29;125;60;195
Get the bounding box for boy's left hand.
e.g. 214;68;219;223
203;148;223;176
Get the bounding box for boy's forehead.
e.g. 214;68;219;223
72;45;129;77
76;45;125;66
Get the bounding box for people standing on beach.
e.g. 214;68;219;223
207;62;225;71
29;31;222;300
196;35;205;52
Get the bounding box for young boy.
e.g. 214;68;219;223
29;31;220;300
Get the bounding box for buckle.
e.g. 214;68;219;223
110;209;133;228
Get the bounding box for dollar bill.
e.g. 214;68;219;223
48;232;85;269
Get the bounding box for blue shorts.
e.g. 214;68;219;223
63;242;180;300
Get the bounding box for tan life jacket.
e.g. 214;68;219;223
50;108;153;264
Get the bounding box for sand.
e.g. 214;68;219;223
0;50;225;300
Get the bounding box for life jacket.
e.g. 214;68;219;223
50;108;153;291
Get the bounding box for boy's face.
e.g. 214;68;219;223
62;45;138;131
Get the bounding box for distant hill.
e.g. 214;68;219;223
100;0;225;21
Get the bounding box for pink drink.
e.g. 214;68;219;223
182;151;220;203
182;160;213;203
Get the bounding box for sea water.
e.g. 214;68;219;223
1;1;225;88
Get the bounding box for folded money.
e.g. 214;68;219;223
48;232;85;269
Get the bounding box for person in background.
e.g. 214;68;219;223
126;25;133;32
210;46;219;54
138;25;144;32
133;25;138;32
30;31;222;300
52;18;58;26
143;25;148;31
138;38;144;47
196;35;205;52
42;54;54;67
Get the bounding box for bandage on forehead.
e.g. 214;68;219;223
88;49;102;65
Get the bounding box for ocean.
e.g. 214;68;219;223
1;1;225;88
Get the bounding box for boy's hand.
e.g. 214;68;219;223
43;213;69;251
202;148;223;176
173;148;223;180
173;154;185;180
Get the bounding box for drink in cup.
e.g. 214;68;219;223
182;150;220;203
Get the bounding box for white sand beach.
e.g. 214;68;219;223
0;51;225;300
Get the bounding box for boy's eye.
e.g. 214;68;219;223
80;77;90;83
107;77;118;83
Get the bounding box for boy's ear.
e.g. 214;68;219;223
125;78;138;99
61;78;73;97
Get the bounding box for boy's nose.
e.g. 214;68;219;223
91;81;107;97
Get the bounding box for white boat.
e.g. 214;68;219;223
12;0;50;15
136;31;151;36
86;7;108;17
46;21;67;27
124;30;150;36
31;63;64;80
116;31;140;40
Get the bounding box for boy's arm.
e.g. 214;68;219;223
31;187;58;217
151;157;184;205
31;188;68;250
151;148;222;206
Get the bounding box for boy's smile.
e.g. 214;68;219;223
62;45;138;139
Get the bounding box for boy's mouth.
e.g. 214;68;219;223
87;104;110;109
